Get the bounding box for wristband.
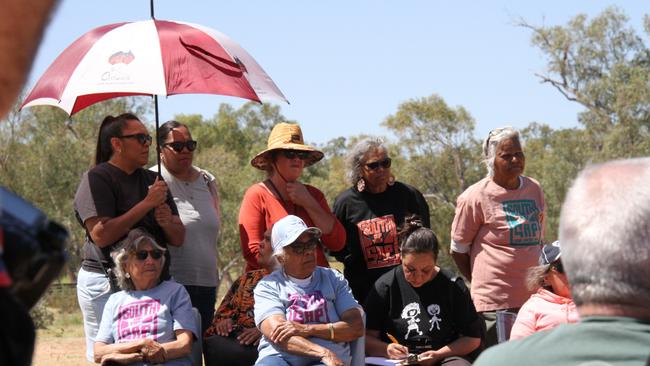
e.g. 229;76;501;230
328;322;334;340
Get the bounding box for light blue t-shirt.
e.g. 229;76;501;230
96;280;198;366
254;267;360;366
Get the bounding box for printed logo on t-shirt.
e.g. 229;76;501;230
286;290;331;324
502;199;542;246
117;299;160;341
401;302;423;339
357;215;399;269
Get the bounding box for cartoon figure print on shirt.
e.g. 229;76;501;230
502;199;543;246
427;304;442;331
357;214;399;269
401;302;423;339
286;291;330;323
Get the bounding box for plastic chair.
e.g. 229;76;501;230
191;307;203;365
349;308;366;366
496;310;517;343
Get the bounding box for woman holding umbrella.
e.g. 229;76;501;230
238;122;345;272
74;113;185;361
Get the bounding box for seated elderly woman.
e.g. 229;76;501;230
254;215;364;366
94;228;198;365
365;215;482;366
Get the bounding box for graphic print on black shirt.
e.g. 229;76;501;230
357;214;399;269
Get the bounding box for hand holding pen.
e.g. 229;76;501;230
386;333;409;360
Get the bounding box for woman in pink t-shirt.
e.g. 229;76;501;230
510;241;578;340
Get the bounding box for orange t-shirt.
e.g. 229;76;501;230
238;182;345;272
451;176;545;312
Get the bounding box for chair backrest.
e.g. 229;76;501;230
190;307;203;366
349;307;366;366
496;310;518;343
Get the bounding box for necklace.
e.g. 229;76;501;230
265;179;295;215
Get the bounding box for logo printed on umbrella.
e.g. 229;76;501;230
102;50;134;82
108;50;135;65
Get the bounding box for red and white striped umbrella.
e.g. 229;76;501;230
21;19;288;115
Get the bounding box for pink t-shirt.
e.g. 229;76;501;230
451;176;545;312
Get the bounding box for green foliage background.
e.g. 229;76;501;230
2;7;648;299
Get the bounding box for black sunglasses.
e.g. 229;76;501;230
288;239;319;254
134;249;163;261
118;133;152;145
365;157;392;171
552;261;564;274
164;140;197;152
280;149;310;160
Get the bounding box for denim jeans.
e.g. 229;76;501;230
184;285;217;334
76;268;113;362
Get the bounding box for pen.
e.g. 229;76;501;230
386;333;400;344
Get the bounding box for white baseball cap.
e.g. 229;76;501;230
271;215;321;252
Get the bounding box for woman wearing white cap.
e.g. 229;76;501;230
239;123;345;273
509;241;578;340
253;215;363;366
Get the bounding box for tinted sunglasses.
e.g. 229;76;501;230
280;150;310;160
365;157;392;171
552;261;564;274
288;239;319;254
118;133;152;145
164;140;198;152
134;249;163;261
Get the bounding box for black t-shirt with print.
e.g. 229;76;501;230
365;266;482;354
332;181;430;303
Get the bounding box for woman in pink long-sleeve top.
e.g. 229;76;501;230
510;241;579;340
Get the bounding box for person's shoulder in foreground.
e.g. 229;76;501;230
474;316;650;366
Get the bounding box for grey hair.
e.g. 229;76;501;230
525;264;552;291
559;157;650;308
111;228;166;291
345;138;389;185
482;126;520;177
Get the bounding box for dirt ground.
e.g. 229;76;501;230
33;335;88;366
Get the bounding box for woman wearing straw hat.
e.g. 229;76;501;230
238;122;346;272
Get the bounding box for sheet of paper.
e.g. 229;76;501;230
364;357;403;366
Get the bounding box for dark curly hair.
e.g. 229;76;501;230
398;214;439;260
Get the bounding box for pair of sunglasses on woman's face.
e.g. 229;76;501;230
280;149;310;160
164;140;198;152
134;249;163;261
552;261;564;274
365;157;392;171
288;238;319;254
119;133;153;145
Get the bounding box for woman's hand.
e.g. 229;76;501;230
286;182;317;208
237;327;262;345
321;349;345;366
386;342;409;359
154;203;173;227
144;178;168;209
140;339;166;364
214;318;234;336
270;319;306;343
416;350;441;366
100;352;141;365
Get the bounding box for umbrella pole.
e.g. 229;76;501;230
155;94;162;177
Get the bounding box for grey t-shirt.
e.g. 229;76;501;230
156;165;220;287
96;280;198;366
254;267;360;366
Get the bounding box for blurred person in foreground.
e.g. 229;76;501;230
332;138;430;304
254;215;364;366
156;120;221;333
239;122;345;272
509;241;578;340
365;215;482;366
475;157;650;365
450;127;544;347
202;228;277;366
94;228;198;365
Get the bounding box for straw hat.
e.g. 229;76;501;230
251;123;324;170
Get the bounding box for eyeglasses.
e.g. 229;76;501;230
365;158;392;171
552;261;564;274
280;150;310;160
163;140;197;152
118;133;152;145
288;239;319;254
134;249;163;261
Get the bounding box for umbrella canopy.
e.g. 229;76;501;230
21;19;288;115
